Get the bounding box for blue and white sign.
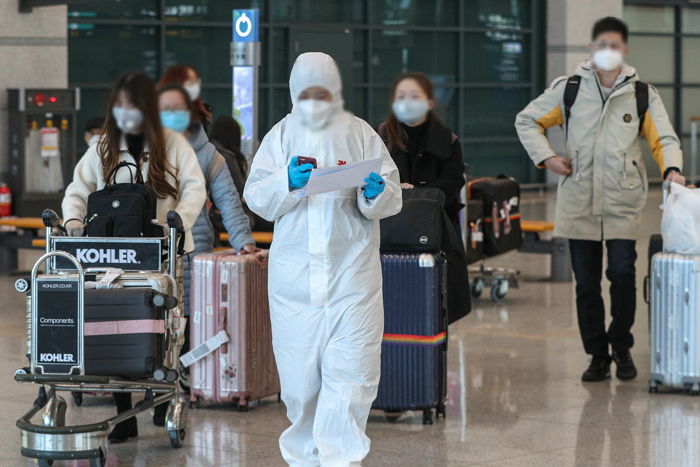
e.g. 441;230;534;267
233;9;259;43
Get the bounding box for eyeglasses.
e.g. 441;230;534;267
593;40;624;51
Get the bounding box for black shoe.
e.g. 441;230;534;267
613;349;638;381
108;416;138;443
153;402;168;427
581;355;611;382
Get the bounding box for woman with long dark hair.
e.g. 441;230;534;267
380;72;465;229
62;71;206;442
158;64;212;127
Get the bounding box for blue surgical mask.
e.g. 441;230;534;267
160;110;191;133
392;99;430;125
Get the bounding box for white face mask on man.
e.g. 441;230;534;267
592;48;623;72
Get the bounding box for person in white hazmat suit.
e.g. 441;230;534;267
243;52;402;466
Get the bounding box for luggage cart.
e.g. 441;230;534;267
468;263;520;302
13;209;189;466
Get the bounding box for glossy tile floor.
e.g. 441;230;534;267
1;187;699;466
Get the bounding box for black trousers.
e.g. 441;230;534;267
569;239;637;357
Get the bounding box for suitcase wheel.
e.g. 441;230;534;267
169;428;186;448
649;380;660;393
490;279;509;302
690;383;700;396
470;278;485;299
436;403;446;419
38;461;53;467
422;408;434;425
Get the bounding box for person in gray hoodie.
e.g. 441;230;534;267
158;84;255;338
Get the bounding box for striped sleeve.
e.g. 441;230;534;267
515;77;567;168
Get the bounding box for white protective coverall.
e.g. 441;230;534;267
243;52;402;466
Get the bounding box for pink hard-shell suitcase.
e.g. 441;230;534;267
189;251;279;408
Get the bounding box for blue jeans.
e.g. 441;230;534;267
569;239;637;357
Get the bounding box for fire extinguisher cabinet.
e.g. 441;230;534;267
7;88;80;217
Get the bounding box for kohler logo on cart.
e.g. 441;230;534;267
75;248;139;264
39;353;75;363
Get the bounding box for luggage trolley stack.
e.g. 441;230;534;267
13;209;189;466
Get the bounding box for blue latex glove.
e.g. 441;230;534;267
362;172;385;200
288;156;314;189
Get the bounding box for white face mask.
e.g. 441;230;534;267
392;99;430;125
295;99;337;130
184;81;201;101
112;106;144;134
592;48;623;72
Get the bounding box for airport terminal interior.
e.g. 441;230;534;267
1;0;700;466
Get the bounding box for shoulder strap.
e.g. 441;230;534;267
563;75;582;139
635;81;649;134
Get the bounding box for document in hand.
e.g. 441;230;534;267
292;158;383;198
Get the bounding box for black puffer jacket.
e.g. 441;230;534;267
380;118;465;223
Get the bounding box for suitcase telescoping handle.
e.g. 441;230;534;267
166;210;185;278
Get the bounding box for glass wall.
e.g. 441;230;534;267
625;1;700;175
68;0;544;182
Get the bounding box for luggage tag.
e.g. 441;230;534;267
502;201;512;236
96;268;123;289
179;330;229;368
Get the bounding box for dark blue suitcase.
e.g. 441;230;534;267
373;253;447;424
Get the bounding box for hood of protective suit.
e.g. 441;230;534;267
289;52;344;128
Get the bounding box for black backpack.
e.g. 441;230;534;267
380;187;445;252
562;75;649;137
84;161;164;238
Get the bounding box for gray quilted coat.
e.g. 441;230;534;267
183;125;254;316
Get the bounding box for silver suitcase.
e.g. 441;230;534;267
649;252;700;394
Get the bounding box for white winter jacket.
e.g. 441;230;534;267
62;128;206;251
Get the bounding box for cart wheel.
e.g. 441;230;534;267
491;280;508;302
169;428;186;449
89;447;106;466
38;460;53;466
649;381;659;393
422;408;434;425
471;278;485;299
72;391;83;406
237;401;249;412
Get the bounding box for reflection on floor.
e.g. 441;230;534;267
1;187;698;466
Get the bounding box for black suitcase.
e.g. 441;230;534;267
466;199;485;264
84;288;166;378
467;176;522;256
373;253;447;424
380;188;444;252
